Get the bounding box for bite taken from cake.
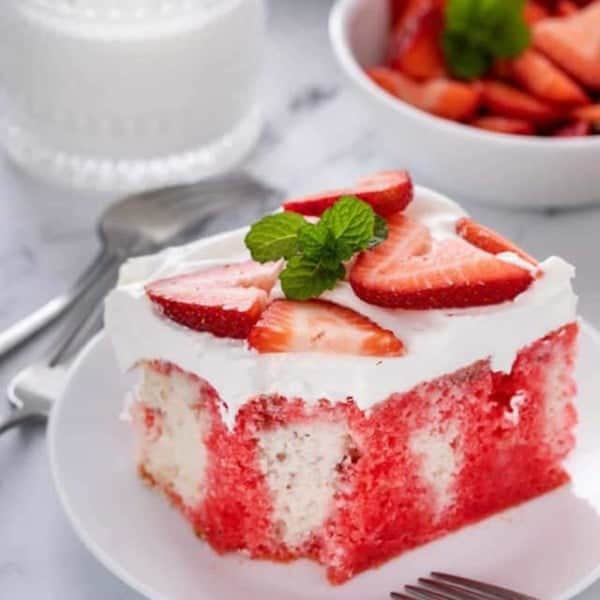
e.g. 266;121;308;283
105;170;578;584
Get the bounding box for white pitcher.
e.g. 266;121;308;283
0;0;265;190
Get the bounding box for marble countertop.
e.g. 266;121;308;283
1;1;599;597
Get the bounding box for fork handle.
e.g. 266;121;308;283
0;264;118;438
47;264;117;367
0;247;117;359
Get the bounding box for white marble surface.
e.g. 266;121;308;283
0;1;599;598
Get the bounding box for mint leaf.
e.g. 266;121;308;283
443;32;492;80
245;196;390;301
320;196;375;260
445;0;476;31
280;256;344;301
443;0;530;80
244;212;306;262
368;215;389;249
297;222;342;270
297;221;331;259
492;15;530;58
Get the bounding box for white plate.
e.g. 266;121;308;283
49;322;600;600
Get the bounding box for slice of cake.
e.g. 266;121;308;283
105;170;578;584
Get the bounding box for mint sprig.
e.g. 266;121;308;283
245;196;388;300
443;0;530;80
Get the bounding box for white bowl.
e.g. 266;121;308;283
329;0;600;209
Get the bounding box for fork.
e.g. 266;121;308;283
0;266;114;435
0;172;279;358
392;572;539;600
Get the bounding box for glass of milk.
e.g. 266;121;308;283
0;0;264;191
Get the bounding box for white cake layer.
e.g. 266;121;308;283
410;422;460;518
105;186;577;428
258;422;348;547
138;365;210;506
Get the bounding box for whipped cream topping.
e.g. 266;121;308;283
105;186;577;428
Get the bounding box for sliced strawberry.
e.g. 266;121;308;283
368;66;411;96
491;59;514;80
387;0;445;80
524;0;550;25
534;2;600;90
556;0;579;16
146;261;281;338
456;218;538;266
160;261;281;292
470;116;536;135
283;170;413;217
248;299;405;356
149;287;267;339
510;49;590;106
349;214;534;309
389;0;440;24
571;103;600;126
553;120;591;135
389;0;406;25
480;81;561;124
368;67;481;121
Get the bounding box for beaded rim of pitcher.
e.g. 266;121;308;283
15;0;238;22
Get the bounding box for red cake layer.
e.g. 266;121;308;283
134;322;578;584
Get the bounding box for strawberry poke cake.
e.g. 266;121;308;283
105;170;578;584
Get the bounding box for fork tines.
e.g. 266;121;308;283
391;572;540;600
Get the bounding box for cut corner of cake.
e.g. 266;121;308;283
104;172;579;584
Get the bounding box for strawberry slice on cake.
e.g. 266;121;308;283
248;299;405;356
456;217;538;266
350;213;534;309
146;260;281;338
283;170;413;217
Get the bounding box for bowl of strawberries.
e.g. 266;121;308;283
329;0;600;208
